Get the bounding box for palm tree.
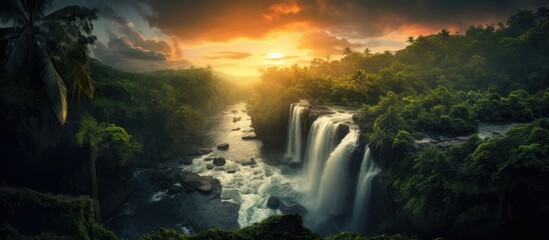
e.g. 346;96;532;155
438;28;450;43
406;36;415;44
363;47;372;56
343;47;352;56
1;0;97;125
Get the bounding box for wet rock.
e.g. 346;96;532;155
178;158;193;165
267;196;280;209
234;158;256;166
336;124;350;143
151;168;180;184
217;143;230;150
206;164;215;170
226;170;237;174
168;185;183;194
204;157;214;161
180;171;216;194
231;127;241;131
233;117;241;122
241;134;258;140
213;157;226;166
279;202;307;215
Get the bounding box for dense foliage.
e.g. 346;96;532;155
248;7;549;239
141;214;415;240
0;186;118;240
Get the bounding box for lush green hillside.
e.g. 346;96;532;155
248;7;549;239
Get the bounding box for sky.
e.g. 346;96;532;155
52;0;548;76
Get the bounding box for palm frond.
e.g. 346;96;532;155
31;0;53;20
0;0;28;26
6;26;33;78
70;60;94;99
36;44;68;125
0;27;19;41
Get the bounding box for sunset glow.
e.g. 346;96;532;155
51;0;545;77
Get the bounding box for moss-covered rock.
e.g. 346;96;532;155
0;186;118;240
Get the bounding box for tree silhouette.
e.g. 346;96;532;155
343;47;352;56
363;47;372;56
407;36;415;44
1;0;97;125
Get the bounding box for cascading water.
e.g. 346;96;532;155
302;115;345;196
350;146;381;230
314;129;360;216
285;103;305;163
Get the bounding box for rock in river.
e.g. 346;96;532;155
217;143;229;150
267;196;280;209
213;157;226;166
234;158;256;166
180;171;216;194
241;134;258;140
168;185;183;194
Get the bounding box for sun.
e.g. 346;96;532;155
269;52;283;59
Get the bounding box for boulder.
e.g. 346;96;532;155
241;134;258;140
168;185;183;194
178;158;193;165
233;117;241;122
213;157;226;166
180;171;216;194
226;170;237;174
206;164;215;170
204;157;214;161
279;202;307;215
151;168;180;184
231;127;241;131
234;158;256;166
195;176;215;194
267;196;280;209
217;143;230;150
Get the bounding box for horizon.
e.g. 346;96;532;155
49;0;547;77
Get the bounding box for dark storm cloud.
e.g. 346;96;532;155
140;0;548;41
93;41;191;72
95;5;182;61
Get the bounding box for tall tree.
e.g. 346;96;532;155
0;0;97;125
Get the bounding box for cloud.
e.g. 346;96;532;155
204;51;253;60
266;55;301;61
139;0;546;42
93;42;192;72
89;5;189;71
297;31;363;56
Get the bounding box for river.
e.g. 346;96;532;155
105;102;304;239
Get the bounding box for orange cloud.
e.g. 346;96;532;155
204;51;253;60
298;31;363;56
263;0;301;21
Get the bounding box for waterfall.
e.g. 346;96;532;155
285;104;305;163
350;146;381;230
302;116;343;196
314;129;360;216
